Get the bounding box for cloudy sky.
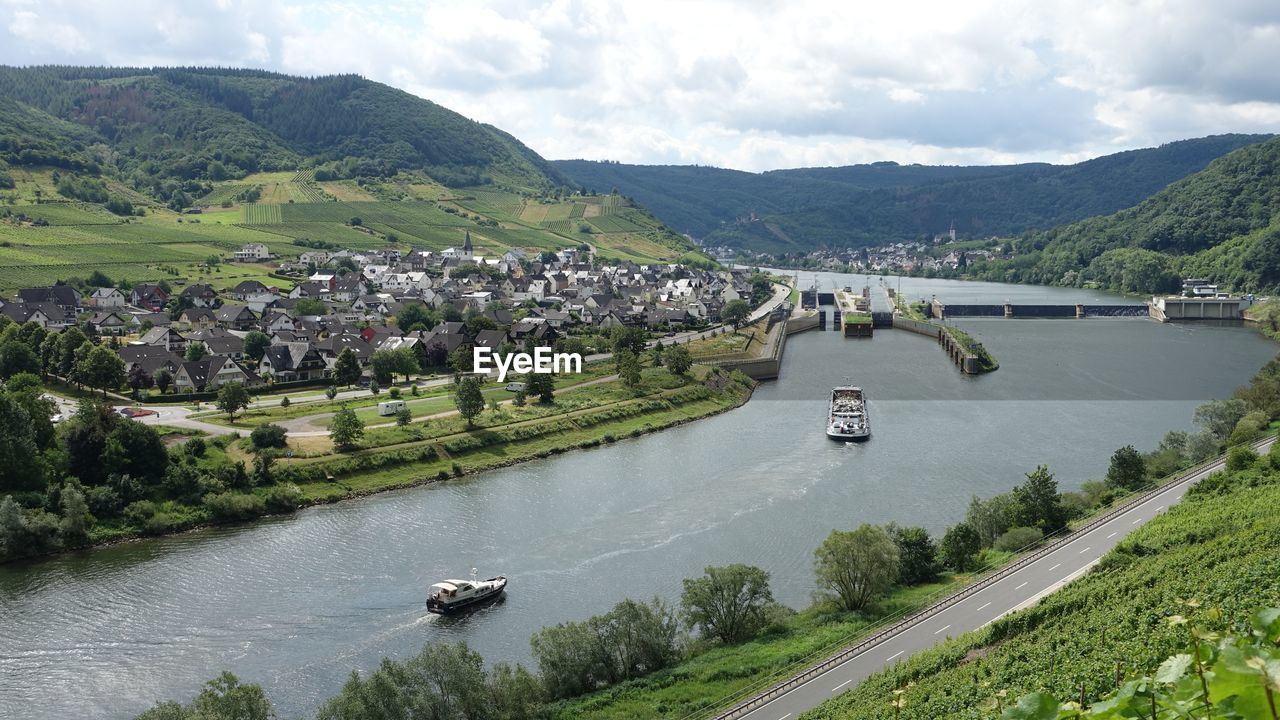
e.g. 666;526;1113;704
3;0;1280;171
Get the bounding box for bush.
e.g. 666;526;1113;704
204;492;266;522
388;387;401;399
1226;445;1259;472
262;484;302;513
249;424;288;450
993;525;1044;552
184;436;207;458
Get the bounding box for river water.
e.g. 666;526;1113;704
1;275;1275;719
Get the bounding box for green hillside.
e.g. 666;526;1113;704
0;66;568;204
964;136;1280;294
805;456;1280;720
554;135;1271;252
0;67;703;288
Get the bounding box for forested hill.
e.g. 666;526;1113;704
965;135;1280;294
553;134;1271;252
0;66;569;207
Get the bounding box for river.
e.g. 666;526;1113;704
1;275;1274;719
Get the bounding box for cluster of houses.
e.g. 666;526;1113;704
1;235;757;394
729;238;1007;274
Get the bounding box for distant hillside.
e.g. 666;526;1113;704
0;66;569;207
554;135;1271;252
964;136;1280;293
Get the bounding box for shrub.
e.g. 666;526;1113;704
388;387;401;399
249;424;288;450
993;525;1044;552
184;436;207;457
1226;445;1259;472
204;492;266;522
262;484;302;513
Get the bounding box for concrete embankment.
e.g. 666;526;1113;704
891;316;983;374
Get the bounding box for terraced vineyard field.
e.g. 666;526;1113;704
457;188;527;216
290;170;330;202
197;183;256;207
244;204;283;224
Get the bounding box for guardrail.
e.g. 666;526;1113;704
698;435;1272;720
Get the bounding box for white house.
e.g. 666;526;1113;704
233;243;272;262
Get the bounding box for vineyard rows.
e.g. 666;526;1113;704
244;204;283;224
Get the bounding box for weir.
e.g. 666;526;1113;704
930;302;1149;319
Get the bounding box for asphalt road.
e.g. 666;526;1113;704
726;437;1273;720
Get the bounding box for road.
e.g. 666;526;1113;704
723;437;1273;720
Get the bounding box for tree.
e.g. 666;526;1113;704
135;672;272;720
74;345;126;397
0;395;44;492
886;524;939;586
56;325;89;376
0;340;40;379
216;382;251;420
664;344;693;377
58;484;90;547
525;372;555;404
102;418;169;484
316;642;499;720
295;297;327;316
330;406;364;451
370;347;419;384
680;564;774;645
154;368;173;394
940;522;982;572
448;343;474;374
964;493;1016;547
324;385;338;402
813;524;901;611
531;597;679;699
1011;465;1068;533
331;347;361;387
127;365;154;392
395;303;438;332
722;299;751;330
615;348;642;389
610;326;647;355
454;376;485;427
395;406;412;426
1193;398;1248;439
184;342;208;362
1105;445;1147;491
242;331;271;363
250;424;288;450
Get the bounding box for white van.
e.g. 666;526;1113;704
505;382;526;392
377;400;406;416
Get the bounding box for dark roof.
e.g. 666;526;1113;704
18;286;80;306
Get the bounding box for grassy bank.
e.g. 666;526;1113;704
280;367;754;504
37;367;755;558
805;458;1280;719
544;567;1009;720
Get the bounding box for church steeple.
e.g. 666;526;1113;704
463;230;473;253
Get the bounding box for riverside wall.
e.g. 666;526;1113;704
892;316;981;374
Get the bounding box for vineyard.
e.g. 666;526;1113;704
5;202;121;225
290;170;330;202
805;467;1280;720
243;203;283;224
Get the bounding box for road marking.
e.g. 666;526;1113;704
1048;564;1060;572
1079;546;1092;554
1015;581;1028;590
976;601;991;611
778;715;791;720
1106;532;1117;539
1132;518;1142;524
1156;505;1165;512
832;679;852;692
886;650;904;661
934;624;951;635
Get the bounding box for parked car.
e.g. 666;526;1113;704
504;382;527;392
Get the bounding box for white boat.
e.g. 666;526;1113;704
827;386;870;441
426;569;507;614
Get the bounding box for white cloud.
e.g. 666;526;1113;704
0;0;1277;171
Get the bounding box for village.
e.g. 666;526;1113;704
0;232;766;397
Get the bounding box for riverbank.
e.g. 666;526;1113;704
13;365;757;563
